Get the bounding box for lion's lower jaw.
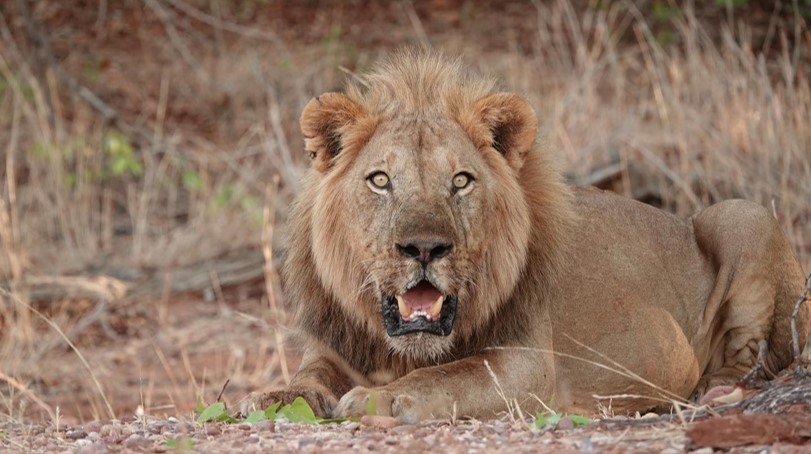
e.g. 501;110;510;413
386;332;457;363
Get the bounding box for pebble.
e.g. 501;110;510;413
83;421;104;433
691;448;714;454
384;436;399;445
76;442;110;454
253;420;275;432
361;415;402;429
124;435;152;449
342;422;360;431
204;423;221;436
556;417;574;431
237;423;252;431
390;424;416;435
66;430;88;440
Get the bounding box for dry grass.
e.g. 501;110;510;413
0;0;808;423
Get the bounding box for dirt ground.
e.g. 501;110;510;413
2;377;811;452
2;0;811;452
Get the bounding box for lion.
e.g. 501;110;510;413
238;50;810;421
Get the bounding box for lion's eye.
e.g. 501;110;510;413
368;172;391;190
452;173;473;191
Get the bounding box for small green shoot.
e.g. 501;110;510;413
103;130;142;177
568;415;592;427
534;411;591;430
165;437;195;450
182;170;204;191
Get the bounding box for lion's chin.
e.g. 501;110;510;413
381;281;458;337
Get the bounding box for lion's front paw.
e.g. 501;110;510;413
235;387;336;419
334;386;434;422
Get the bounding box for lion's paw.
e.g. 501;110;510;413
334;386;427;422
235;388;336;419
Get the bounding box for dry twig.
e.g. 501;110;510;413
791;271;811;375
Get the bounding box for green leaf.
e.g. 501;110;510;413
569;414;592;427
194;401;206;416
0;431;5;439
534;412;563;429
197;402;226;424
245;410;266;423
278;397;318;424
264;401;282;420
365;392;377;415
217;414;239;423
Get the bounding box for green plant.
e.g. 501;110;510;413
165;437;194;450
195;397;356;426
196;402;237;424
103;130;142;177
534;411;591;430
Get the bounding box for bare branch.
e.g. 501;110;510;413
791;270;811;375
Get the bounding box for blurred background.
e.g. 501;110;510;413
0;0;809;423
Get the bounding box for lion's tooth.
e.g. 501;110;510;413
429;295;444;319
396;296;412;320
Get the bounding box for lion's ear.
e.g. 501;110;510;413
465;93;538;170
300;93;366;172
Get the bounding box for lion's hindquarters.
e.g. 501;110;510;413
693;199;809;383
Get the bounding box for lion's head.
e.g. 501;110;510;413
284;51;570;363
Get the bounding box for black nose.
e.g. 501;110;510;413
396;239;453;265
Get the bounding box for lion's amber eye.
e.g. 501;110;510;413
452;173;473;190
368;172;391;190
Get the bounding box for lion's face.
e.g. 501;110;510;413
300;91;537;360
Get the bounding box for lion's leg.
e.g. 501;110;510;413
237;349;355;418
333;348;555;421
692;200;810;400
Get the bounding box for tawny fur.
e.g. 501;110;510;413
239;50;811;420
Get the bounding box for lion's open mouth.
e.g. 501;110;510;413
382;280;457;337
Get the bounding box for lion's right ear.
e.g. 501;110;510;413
300;93;366;172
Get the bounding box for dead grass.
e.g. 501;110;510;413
0;0;809;423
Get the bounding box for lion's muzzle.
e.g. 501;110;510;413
382;280;457;337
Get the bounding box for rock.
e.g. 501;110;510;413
124;435;152;450
253;420;275;432
361;415;402;429
66;430;88;440
204;423;221;436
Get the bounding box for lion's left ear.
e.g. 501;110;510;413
300;93;366;173
461;93;538;170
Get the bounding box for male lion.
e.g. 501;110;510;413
239;50;810;420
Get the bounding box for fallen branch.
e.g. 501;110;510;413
791;270;811;376
1;248;267;304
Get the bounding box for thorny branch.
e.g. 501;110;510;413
791;270;811;376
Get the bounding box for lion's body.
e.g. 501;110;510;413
240;50;810;420
552;188;806;413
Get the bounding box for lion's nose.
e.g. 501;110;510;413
396;239;453;265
